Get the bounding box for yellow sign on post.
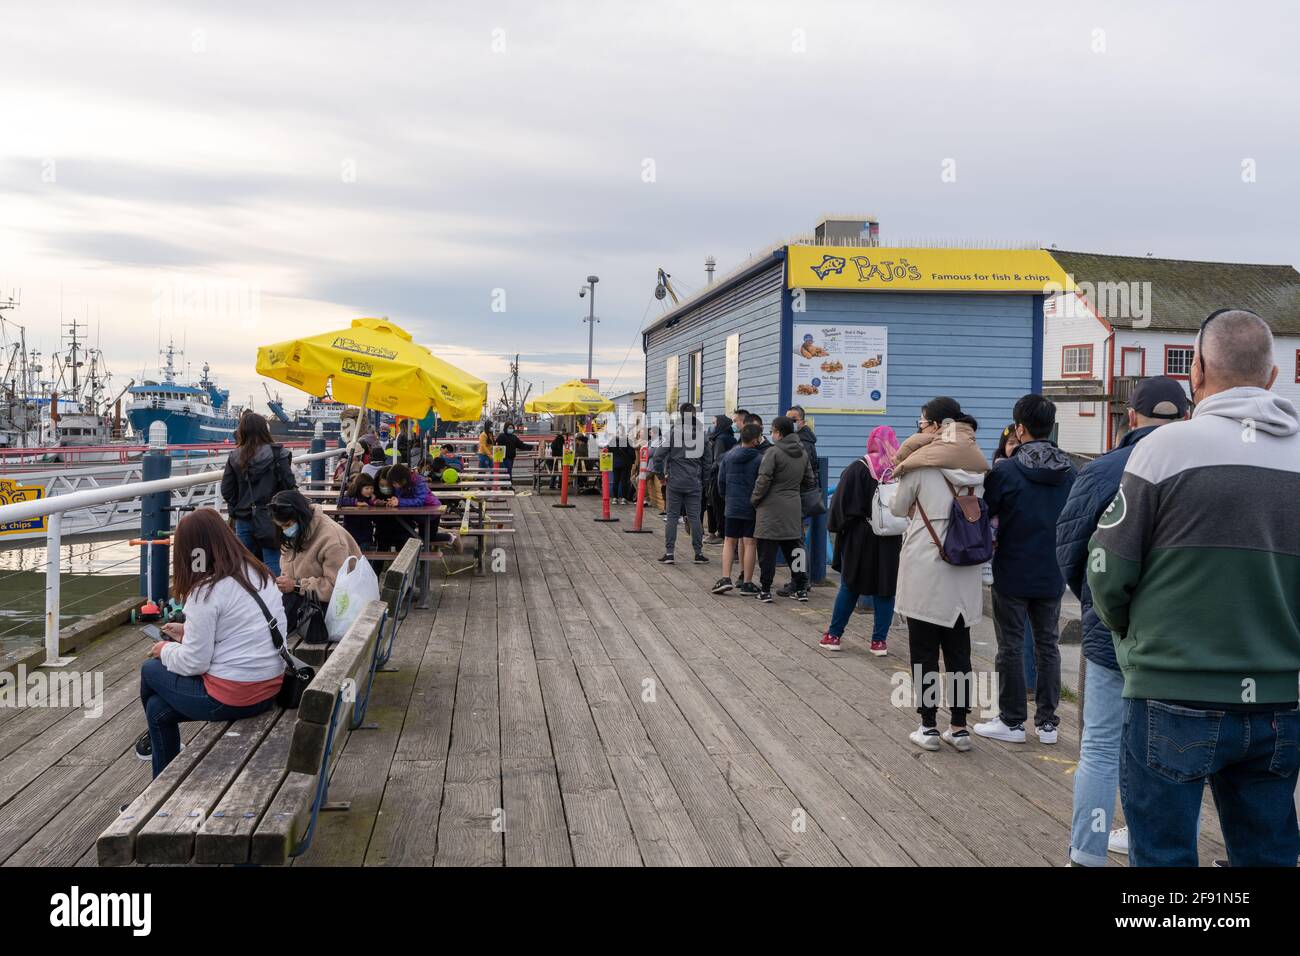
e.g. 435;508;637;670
562;448;575;467
491;444;505;463
787;247;1074;294
599;450;613;472
0;479;45;536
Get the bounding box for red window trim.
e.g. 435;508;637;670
1060;342;1095;379
1078;401;1097;417
1164;343;1195;381
1120;346;1146;377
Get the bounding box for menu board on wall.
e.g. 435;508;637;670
792;323;887;414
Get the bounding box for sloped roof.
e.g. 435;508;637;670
1049;250;1300;334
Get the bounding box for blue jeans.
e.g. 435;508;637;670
139;658;275;778
829;582;893;643
478;453;492;470
1069;662;1124;866
235;519;281;574
1120;698;1300;867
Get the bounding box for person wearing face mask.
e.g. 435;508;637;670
269;489;362;638
496;422;532;480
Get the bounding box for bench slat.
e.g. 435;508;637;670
135;708;281;865
193;714;296;864
296;601;385;727
96;721;230;866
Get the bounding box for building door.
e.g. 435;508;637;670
1121;347;1144;377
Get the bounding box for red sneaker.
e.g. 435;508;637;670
869;639;887;657
819;633;842;651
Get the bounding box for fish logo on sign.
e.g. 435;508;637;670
810;255;846;280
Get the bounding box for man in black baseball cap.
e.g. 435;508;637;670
1128;375;1190;422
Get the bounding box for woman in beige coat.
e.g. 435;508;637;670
890;397;990;754
268;490;362;639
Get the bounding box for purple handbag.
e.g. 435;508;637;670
915;477;993;566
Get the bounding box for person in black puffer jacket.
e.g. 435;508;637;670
703;414;736;539
1055;375;1186;866
221;411;296;574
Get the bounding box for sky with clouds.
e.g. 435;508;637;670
2;0;1297;414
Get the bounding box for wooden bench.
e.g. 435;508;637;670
96;600;389;866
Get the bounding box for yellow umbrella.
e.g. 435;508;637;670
525;379;615;415
256;318;488;425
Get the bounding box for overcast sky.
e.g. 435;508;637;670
3;0;1296;412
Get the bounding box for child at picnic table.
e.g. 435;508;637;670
374;464;459;552
338;472;380;549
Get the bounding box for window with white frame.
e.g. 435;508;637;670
1062;344;1093;377
1166;346;1194;378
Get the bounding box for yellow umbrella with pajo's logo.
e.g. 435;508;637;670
256;318;488;452
524;379;615;415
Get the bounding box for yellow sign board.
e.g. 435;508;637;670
0;479;46;536
599;451;613;472
491;444;506;463
787;247;1074;294
562;449;575;467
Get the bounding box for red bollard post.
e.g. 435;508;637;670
553;436;575;509
624;445;653;533
594;447;618;522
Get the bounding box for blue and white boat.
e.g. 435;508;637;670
125;344;240;445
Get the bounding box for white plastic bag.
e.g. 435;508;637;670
870;481;910;537
325;555;381;642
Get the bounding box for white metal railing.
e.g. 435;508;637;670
0;440;345;667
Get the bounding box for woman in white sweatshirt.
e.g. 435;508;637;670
136;508;286;777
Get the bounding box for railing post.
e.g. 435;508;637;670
141;424;172;606
42;511;74;668
311;421;325;484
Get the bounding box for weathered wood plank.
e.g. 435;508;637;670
194;714;296;863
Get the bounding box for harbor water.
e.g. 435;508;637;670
0;537;140;659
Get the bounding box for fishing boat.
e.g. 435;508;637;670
125;343;241;445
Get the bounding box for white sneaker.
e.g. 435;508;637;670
942;729;973;752
1036;721;1059;745
973;717;1026;743
909;725;941;751
1108;826;1129;855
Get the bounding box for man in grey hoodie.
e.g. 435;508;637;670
651;403;708;565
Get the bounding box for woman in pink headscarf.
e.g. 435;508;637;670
822;425;904;654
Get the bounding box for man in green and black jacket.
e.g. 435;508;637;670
1087;309;1300;867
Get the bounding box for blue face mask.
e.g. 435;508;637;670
281;523;299;539
379;484;391;495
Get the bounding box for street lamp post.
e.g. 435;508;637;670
579;275;599;380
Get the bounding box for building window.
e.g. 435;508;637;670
1078;402;1097;417
687;348;703;407
1295;349;1299;383
1061;344;1094;378
1165;345;1195;379
1120;347;1145;378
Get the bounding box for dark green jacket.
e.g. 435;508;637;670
1087;388;1300;704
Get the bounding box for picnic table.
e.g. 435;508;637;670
320;505;444;608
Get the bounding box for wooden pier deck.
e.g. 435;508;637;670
0;492;1228;867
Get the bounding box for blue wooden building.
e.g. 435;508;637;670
643;235;1071;483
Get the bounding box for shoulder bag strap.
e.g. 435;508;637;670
234;575;297;667
913;497;951;564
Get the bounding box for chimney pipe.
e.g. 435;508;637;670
704;256;716;285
